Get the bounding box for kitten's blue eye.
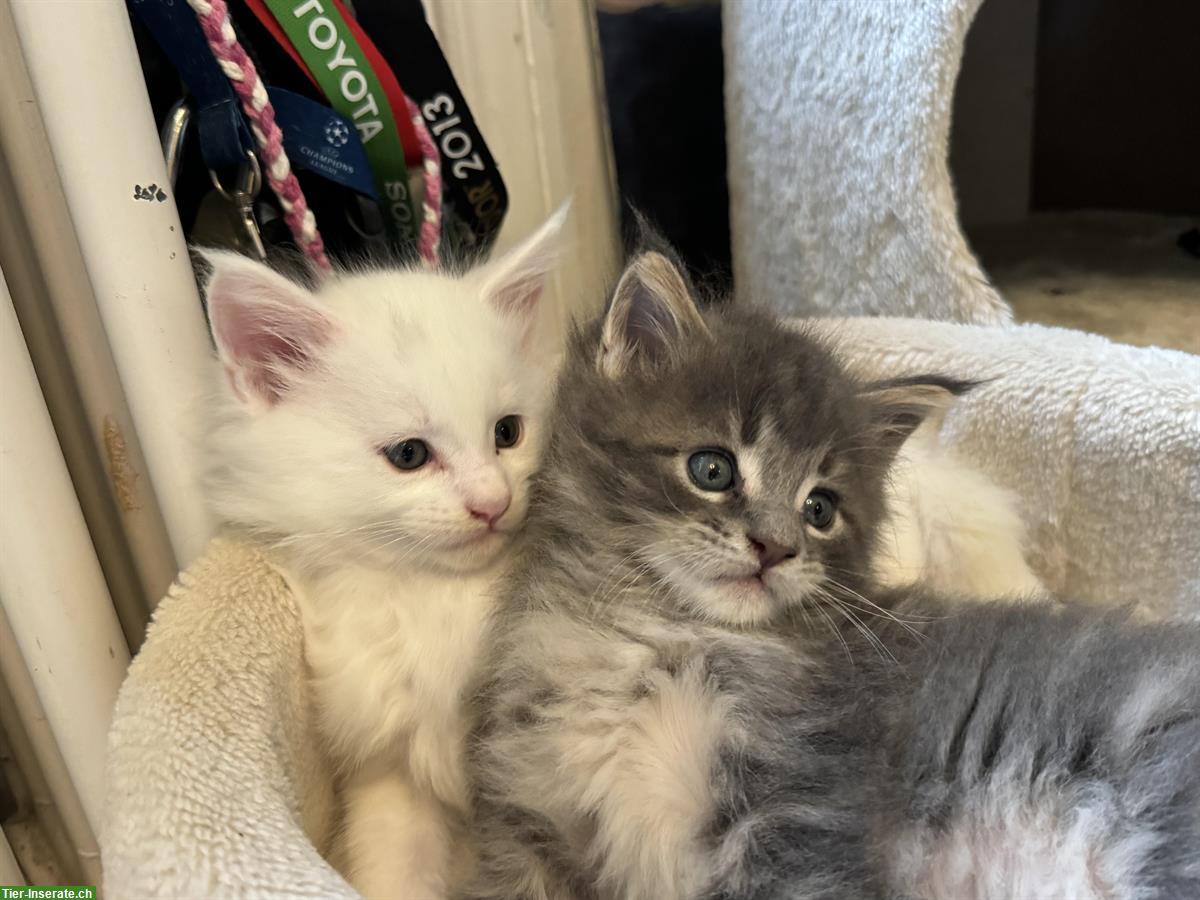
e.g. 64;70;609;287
383;439;429;471
804;489;837;529
687;449;736;492
495;415;522;449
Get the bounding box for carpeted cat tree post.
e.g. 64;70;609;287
724;0;1009;322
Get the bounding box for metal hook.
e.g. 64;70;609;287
207;152;267;260
208;150;262;204
160;100;192;188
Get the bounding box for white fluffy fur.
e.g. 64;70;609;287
891;786;1152;900
201;209;566;899
875;420;1045;600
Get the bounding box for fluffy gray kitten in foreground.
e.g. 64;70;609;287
462;251;1200;900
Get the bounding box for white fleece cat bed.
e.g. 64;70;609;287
102;317;1200;897
104;537;355;899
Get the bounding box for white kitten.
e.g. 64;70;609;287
201;209;567;899
875;418;1046;599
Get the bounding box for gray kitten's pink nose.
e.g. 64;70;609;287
749;535;797;570
469;494;511;528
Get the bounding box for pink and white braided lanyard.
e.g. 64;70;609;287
186;0;442;273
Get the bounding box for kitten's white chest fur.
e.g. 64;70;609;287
295;562;496;808
285;561;499;899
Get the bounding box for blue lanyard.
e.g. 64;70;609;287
127;0;253;174
128;1;378;200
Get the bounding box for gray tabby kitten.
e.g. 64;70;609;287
463;251;1200;900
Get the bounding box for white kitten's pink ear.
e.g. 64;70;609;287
479;204;568;336
202;250;335;409
598;250;709;378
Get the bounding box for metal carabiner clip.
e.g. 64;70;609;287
208;152;267;261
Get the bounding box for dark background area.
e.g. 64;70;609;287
1032;0;1200;215
597;3;731;288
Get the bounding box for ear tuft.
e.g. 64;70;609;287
862;375;978;447
598;250;708;378
479;204;568;334
202;250;334;408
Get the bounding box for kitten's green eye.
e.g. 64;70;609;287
687;449;736;492
383;439;429;471
804;489;838;529
495;415;523;449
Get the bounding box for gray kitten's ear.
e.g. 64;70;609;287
479;204;568;338
861;375;977;448
598;251;709;378
201;249;335;410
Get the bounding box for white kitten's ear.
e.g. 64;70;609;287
598;250;708;378
202;250;335;409
479;204;568;336
861;375;978;449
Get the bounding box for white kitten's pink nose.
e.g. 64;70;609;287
468;493;511;528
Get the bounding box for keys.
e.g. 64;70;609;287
194;152;267;259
